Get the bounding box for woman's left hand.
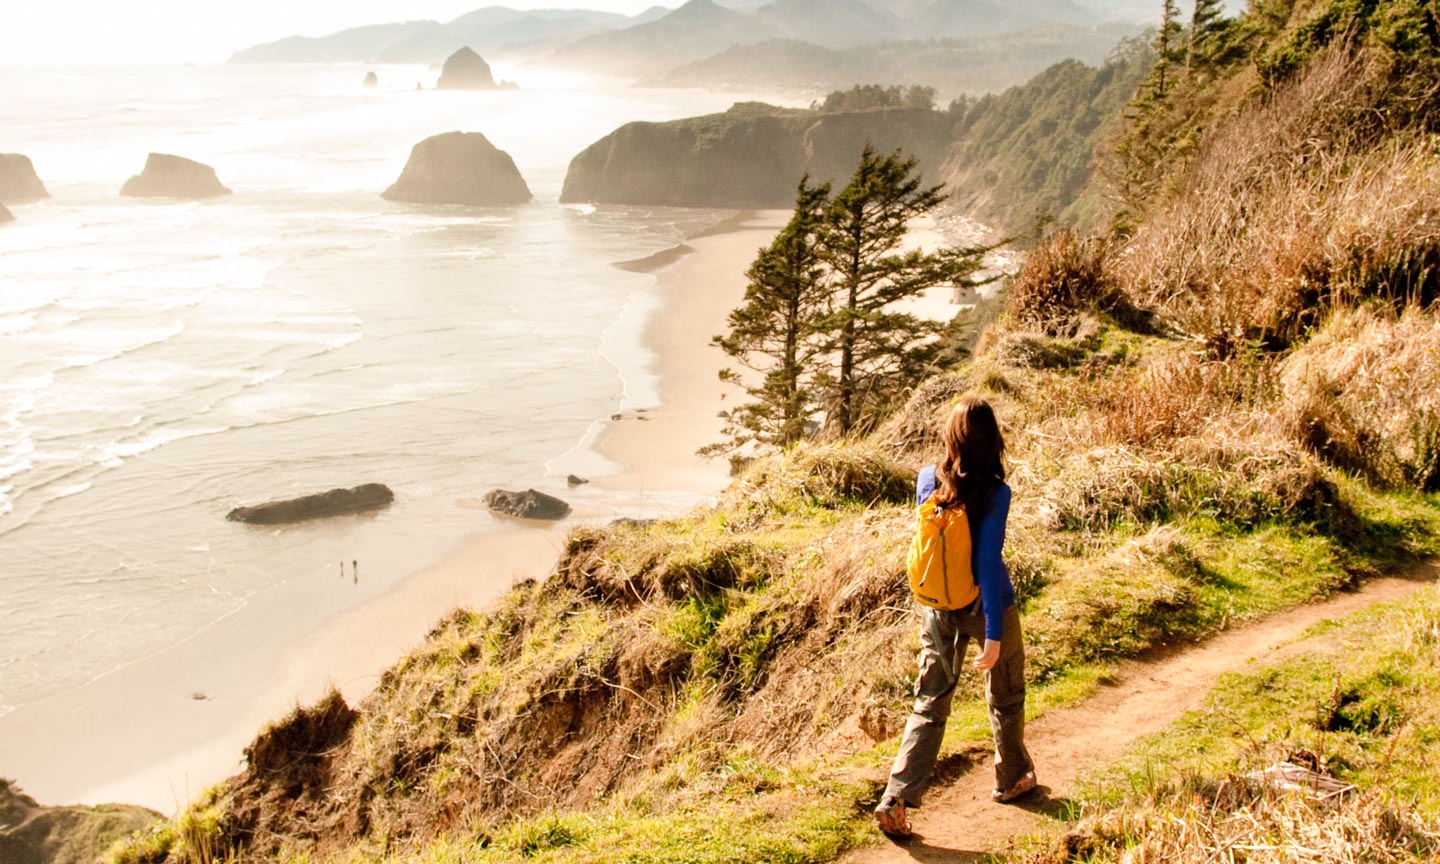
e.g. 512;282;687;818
974;638;1001;671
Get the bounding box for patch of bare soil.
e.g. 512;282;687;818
842;562;1439;864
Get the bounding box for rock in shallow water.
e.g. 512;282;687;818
484;488;571;520
435;46;496;90
121;153;231;199
227;484;395;525
382;131;531;206
0;153;49;204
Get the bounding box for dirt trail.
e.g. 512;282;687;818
843;562;1439;864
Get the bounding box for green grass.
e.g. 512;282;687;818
1074;586;1440;819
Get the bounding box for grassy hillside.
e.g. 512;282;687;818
107;1;1440;863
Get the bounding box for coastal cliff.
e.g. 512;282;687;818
561;103;951;208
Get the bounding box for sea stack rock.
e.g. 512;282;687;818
0;154;49;203
0;203;12;223
483;488;571;520
121;153;232;199
226;484;395;525
363;70;379;87
435;47;497;90
382;132;532;205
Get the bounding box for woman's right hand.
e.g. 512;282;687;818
974;638;1001;671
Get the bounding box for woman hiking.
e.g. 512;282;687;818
874;397;1036;838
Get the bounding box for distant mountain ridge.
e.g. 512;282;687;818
231;0;1110;74
229;6;633;64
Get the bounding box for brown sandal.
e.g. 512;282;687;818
992;771;1037;803
874;795;912;838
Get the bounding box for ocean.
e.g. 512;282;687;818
0;61;791;808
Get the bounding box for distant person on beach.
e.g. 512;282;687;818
874;397;1036;838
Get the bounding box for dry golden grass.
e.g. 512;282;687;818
1115;48;1440;349
1281;305;1440;492
1032;785;1440;864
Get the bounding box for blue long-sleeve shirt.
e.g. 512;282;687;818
916;465;1015;641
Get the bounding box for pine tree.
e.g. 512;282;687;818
1187;0;1227;71
709;177;832;451
817;145;981;437
1151;0;1185;99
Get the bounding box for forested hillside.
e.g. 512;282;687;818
111;1;1440;862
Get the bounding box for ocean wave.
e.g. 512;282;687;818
96;425;230;465
0;313;37;336
56;320;188;371
50;481;93;500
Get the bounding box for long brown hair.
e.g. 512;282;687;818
934;397;1006;514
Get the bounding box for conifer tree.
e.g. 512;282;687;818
1187;0;1227;70
1151;0;1185;98
817;145;981;437
710;177;832;451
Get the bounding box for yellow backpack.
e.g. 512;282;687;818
906;494;979;610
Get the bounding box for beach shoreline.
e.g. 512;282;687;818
58;208;791;813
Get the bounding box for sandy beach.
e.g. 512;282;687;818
43;209;793;813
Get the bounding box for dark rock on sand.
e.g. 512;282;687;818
0;154;49;203
227;483;395;525
483;488;571;520
435;47;497;90
0;779;161;864
363;70;379;87
382;132;531;206
566;474;589;487
121;153;232;199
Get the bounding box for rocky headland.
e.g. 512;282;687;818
0;154;50;203
0;780;159;864
120;154;232;199
226;483;395;525
435;47;497;90
560;102;951;207
382;132;532;206
0;203;12;223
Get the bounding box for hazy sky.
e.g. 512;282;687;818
0;1;673;65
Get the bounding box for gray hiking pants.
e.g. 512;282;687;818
883;602;1032;805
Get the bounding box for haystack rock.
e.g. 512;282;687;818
382;132;531;206
226;484;395;525
363;70;378;87
483;488;571;520
0;203;12;223
0;153;49;203
120;153;232;199
435;47;497;90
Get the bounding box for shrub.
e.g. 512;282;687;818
1281;305;1440;492
1005;229;1117;333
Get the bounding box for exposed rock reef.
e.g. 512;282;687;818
483;488;571;520
0;780;160;864
0;154;50;203
382;132;532;206
226;483;395;525
561;103;951;207
120;154;231;199
435;46;496;89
